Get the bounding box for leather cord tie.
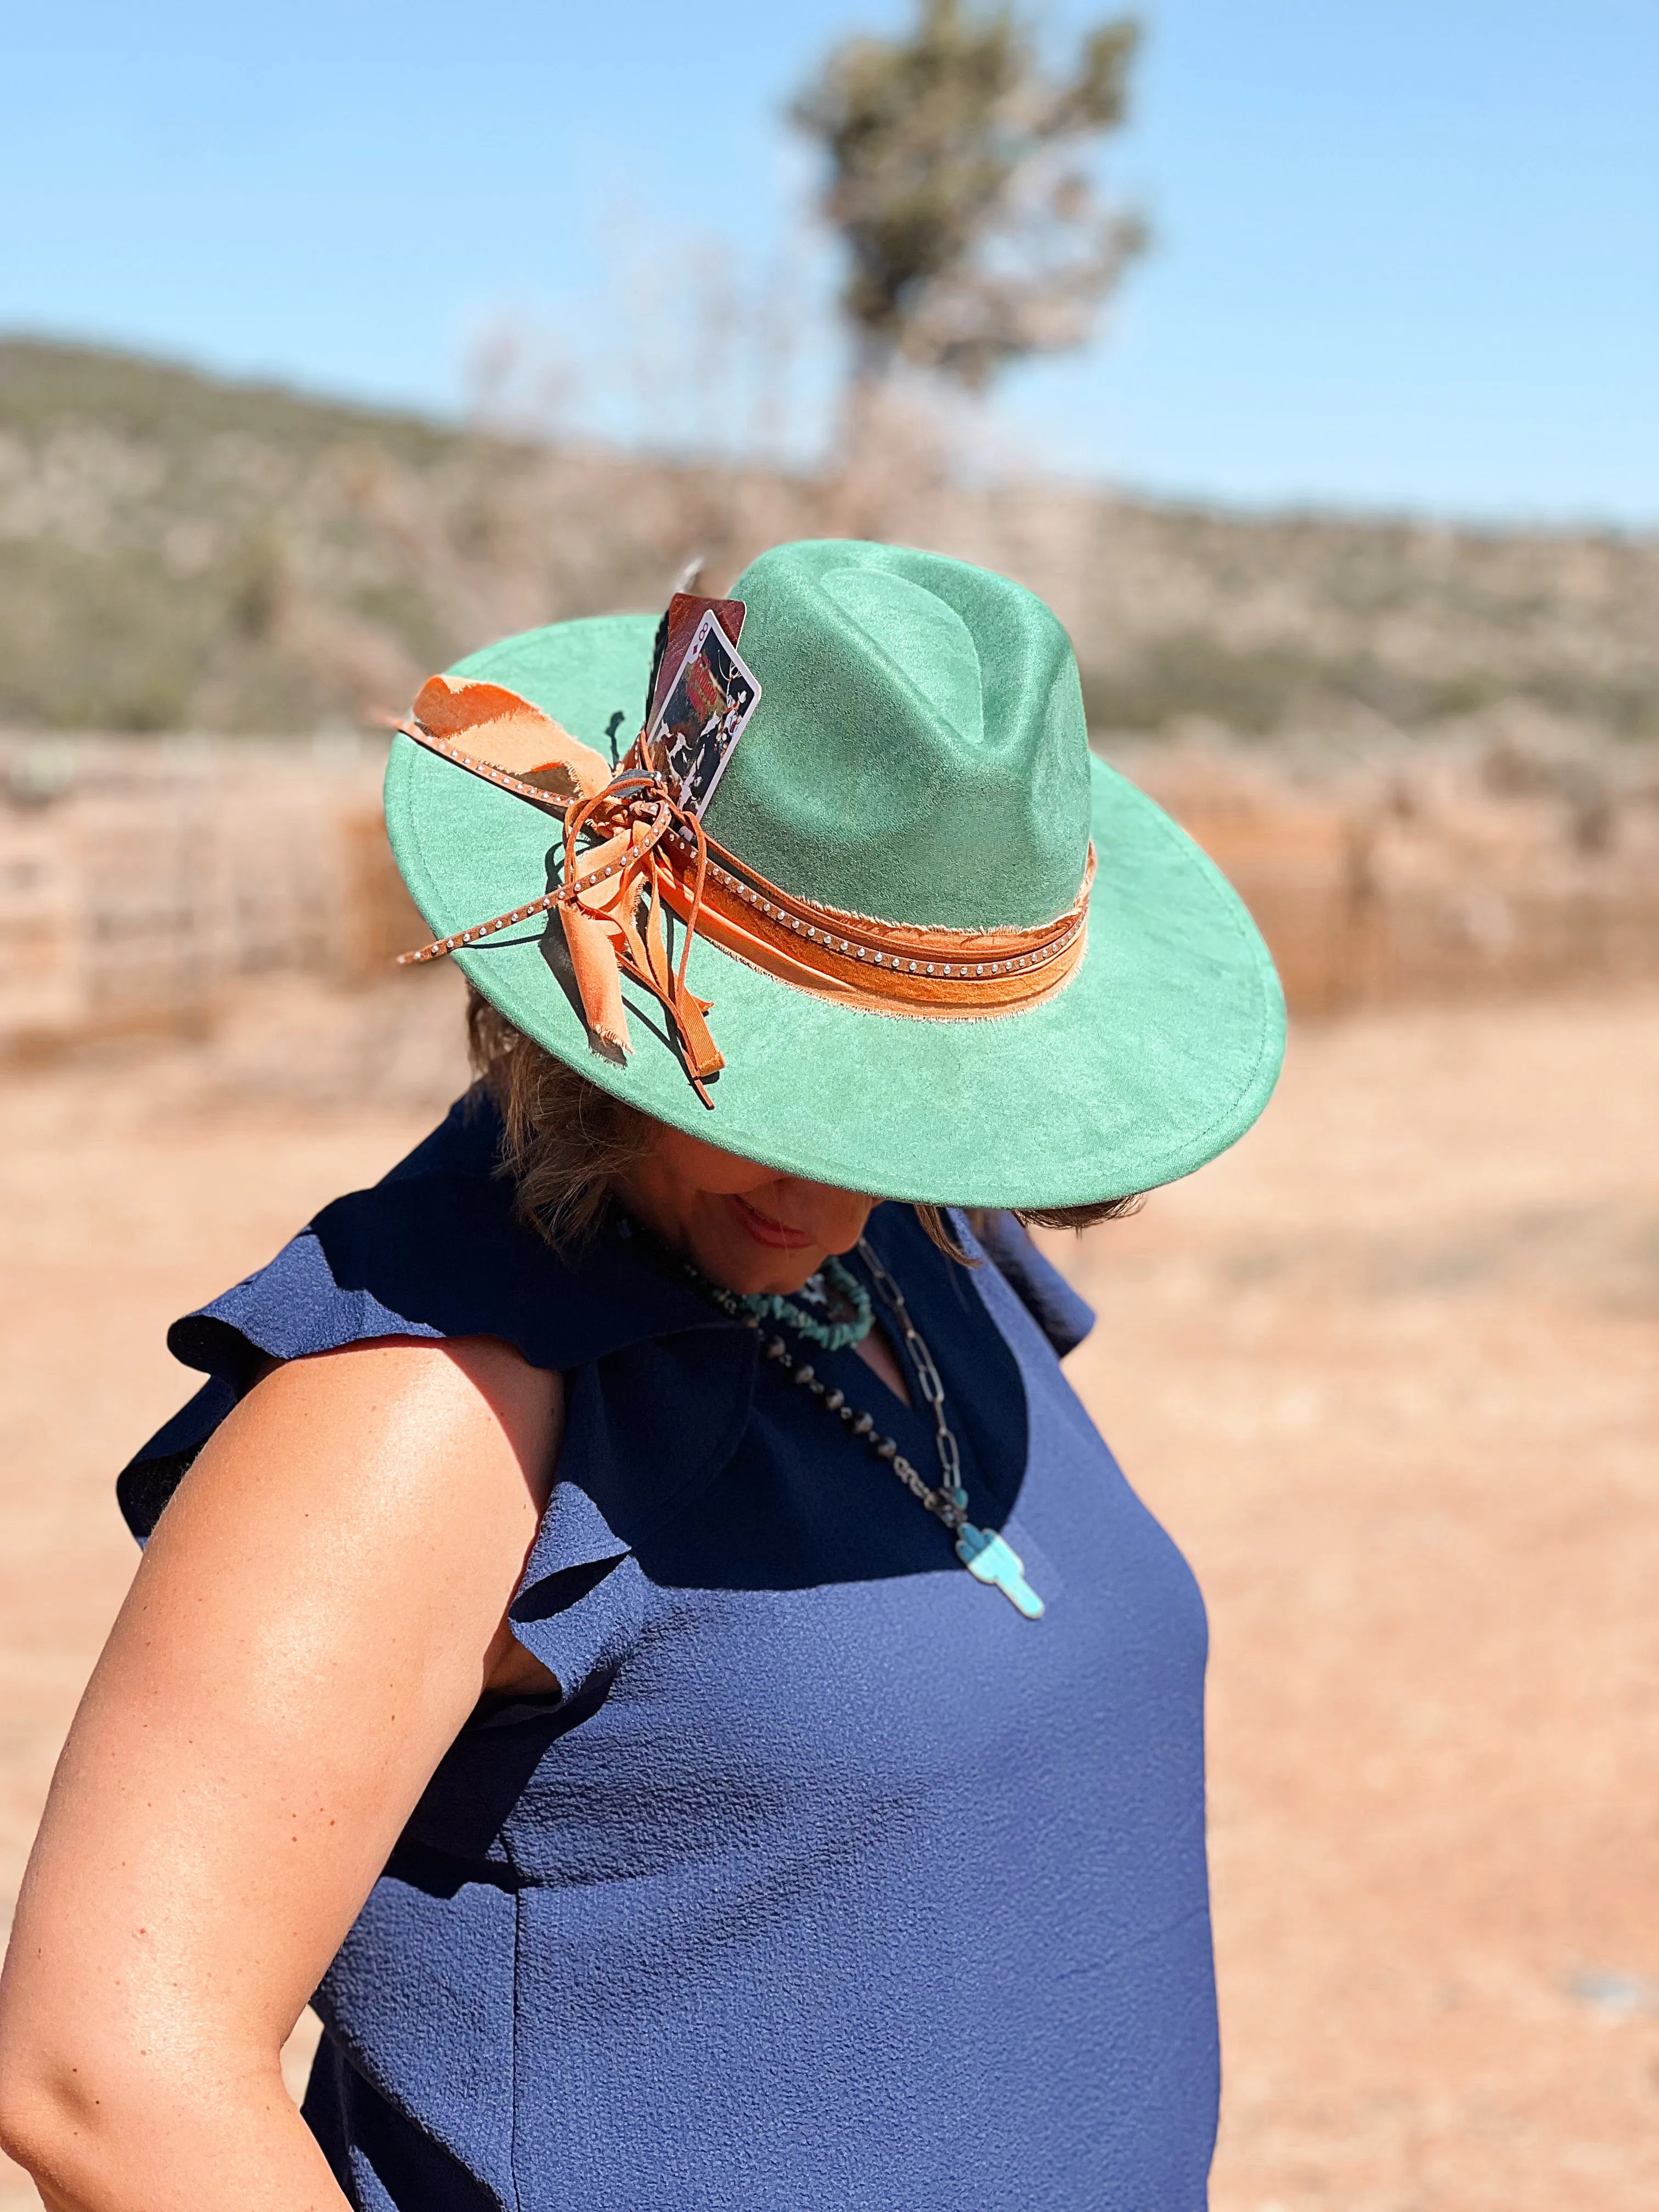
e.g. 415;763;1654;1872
393;676;1091;1105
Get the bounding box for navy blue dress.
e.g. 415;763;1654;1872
121;1097;1218;2211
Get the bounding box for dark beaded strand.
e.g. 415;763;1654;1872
699;1281;970;1538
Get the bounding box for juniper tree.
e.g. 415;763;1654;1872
793;0;1147;403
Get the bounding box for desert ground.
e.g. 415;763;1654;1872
1;969;1655;2211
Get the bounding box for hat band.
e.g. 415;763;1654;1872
650;817;1091;1014
395;714;1089;1105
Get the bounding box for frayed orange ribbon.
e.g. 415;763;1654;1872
395;676;1091;1104
398;675;724;1102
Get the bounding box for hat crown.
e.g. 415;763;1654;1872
821;568;984;747
706;542;1091;930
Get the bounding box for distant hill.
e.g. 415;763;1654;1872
2;337;1655;741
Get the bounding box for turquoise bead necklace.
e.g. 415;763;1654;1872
726;1252;874;1351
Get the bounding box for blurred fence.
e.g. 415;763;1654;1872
0;736;424;1053
1;731;1656;1057
1127;738;1659;1015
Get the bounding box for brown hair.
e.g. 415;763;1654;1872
466;986;1142;1259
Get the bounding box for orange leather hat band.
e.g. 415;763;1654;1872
650;820;1092;1015
396;716;1091;1101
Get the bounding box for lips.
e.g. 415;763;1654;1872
728;1193;817;1251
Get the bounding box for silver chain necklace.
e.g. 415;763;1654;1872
693;1235;1043;1618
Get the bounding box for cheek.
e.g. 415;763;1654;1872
653;1127;776;1198
802;1187;878;1249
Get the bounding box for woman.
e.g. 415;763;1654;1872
0;540;1283;2210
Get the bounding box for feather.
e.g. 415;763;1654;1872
413;675;611;801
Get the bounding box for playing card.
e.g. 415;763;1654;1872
647;608;762;817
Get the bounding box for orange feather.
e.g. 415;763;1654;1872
413;675;612;802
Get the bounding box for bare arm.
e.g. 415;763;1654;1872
0;1336;562;2211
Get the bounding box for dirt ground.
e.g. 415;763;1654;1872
1;971;1655;2211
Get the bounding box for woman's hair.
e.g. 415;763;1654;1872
466;986;1142;1260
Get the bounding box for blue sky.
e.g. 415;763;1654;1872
4;0;1654;522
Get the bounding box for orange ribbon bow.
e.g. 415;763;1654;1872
398;675;724;1102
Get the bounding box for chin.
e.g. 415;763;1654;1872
692;1225;826;1298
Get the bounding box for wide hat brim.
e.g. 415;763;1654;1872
385;614;1284;1209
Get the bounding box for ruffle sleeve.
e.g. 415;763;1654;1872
116;1097;758;1706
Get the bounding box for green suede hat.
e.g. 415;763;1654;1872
385;540;1284;1207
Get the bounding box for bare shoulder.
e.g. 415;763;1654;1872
236;1332;565;1506
192;1334;567;1700
122;1330;569;1698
